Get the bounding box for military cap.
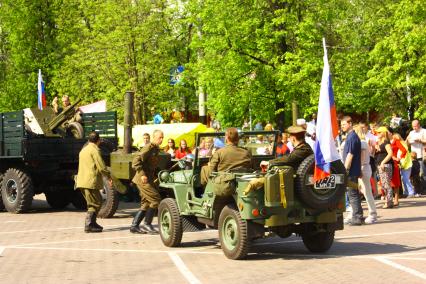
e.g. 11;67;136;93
287;125;306;134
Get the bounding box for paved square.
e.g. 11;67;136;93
0;196;425;283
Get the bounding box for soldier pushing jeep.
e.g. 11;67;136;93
129;129;164;234
76;131;113;233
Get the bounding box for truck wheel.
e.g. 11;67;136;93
97;176;119;218
302;230;335;253
295;154;346;210
45;191;70;209
1;168;34;213
218;204;249;260
158;198;183;247
70;190;87;210
0;173;5;211
67;122;84;139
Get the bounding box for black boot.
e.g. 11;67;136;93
85;212;102;233
130;210;148;234
140;208;158;234
92;212;103;230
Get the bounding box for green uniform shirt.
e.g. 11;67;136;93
132;143;160;183
76;142;110;190
209;144;252;172
269;141;313;169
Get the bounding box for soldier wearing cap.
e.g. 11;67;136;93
261;125;313;169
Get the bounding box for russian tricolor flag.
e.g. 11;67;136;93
37;69;47;110
313;38;340;181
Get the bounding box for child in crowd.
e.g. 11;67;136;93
410;152;422;195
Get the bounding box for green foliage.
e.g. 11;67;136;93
0;0;425;125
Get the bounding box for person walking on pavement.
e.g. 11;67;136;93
130;129;164;234
354;124;377;224
341;116;364;226
76;131;112;233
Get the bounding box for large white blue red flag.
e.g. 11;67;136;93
37;69;47;110
313;38;340;181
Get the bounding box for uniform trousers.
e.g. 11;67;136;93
80;188;102;213
135;181;161;211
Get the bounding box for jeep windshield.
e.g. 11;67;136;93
193;131;278;171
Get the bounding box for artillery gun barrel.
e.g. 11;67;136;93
48;98;82;131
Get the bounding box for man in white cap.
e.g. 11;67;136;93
297;118;316;150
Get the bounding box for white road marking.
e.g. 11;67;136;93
168;252;202;284
386;257;426;261
0;246;5;256
374;256;426;281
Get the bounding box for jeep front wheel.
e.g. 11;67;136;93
158;198;183;247
218;204;249;260
302;230;335;253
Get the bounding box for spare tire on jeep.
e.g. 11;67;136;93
295;154;346;210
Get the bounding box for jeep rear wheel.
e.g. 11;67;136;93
302;230;335;253
295;154;346;210
159;198;183;247
1;168;34;213
218;204;249;260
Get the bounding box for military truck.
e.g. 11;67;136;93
156;131;347;259
0;104;119;217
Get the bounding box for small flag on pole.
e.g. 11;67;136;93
37;69;47;110
313;38;340;181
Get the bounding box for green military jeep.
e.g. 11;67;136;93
157;131;346;259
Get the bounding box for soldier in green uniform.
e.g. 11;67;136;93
130;129;164;234
201;127;252;186
261;125;313;169
76;131;112;233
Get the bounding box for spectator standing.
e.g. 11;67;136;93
282;132;294;153
141;133;150;147
406;119;426;180
341;116;363;225
175;139;192;159
390;132;403;206
392;133;415;197
354;124;377;224
164;138;176;158
276;132;290;157
375;127;394;208
410;152;422;195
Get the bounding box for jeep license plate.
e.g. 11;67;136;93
308;174;344;189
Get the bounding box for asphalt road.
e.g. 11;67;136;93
0;196;425;284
